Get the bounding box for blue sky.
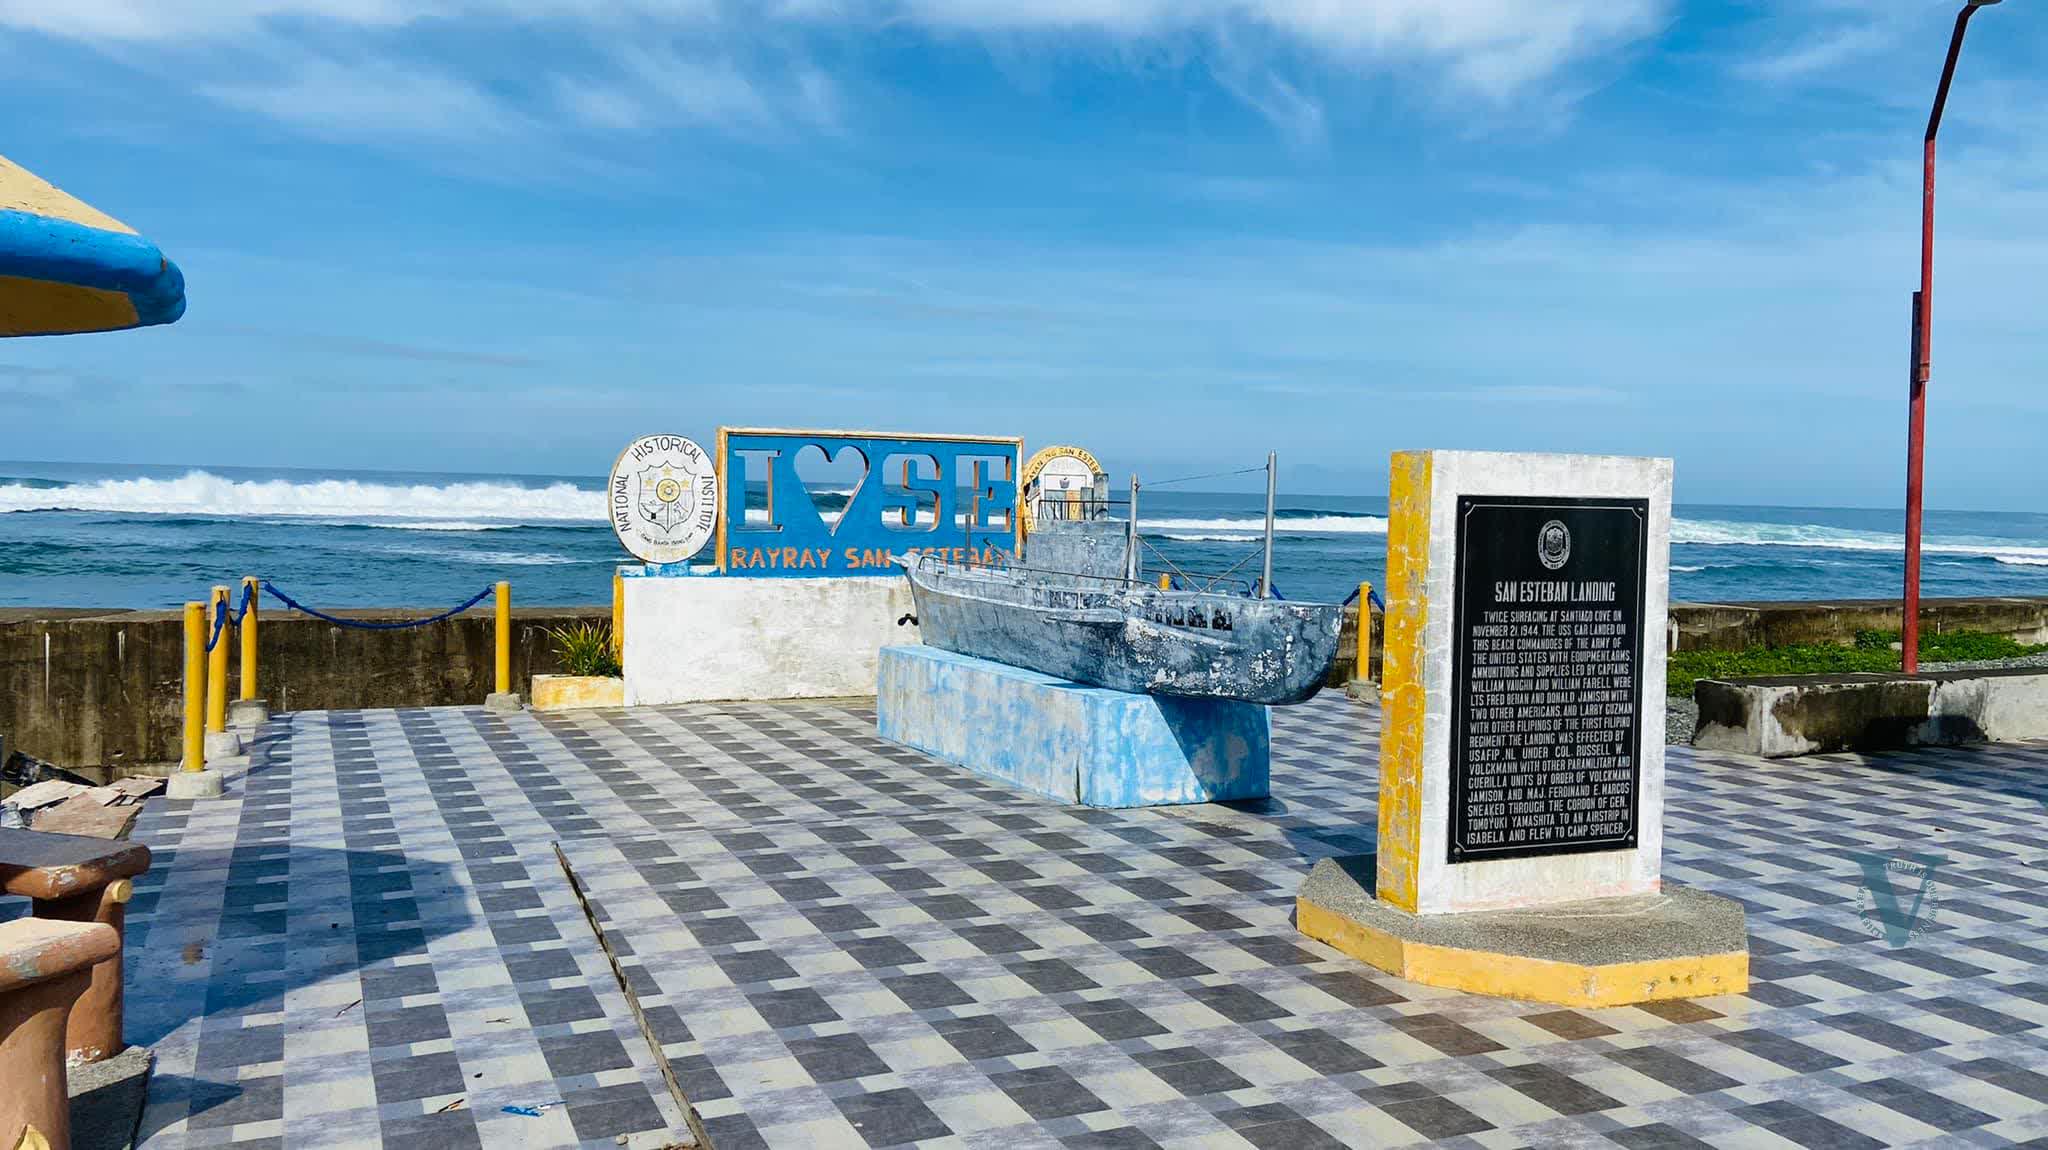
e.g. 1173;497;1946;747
1;1;2043;508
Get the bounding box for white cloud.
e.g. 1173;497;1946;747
885;0;1665;93
0;0;718;42
1;0;1671;144
0;0;419;41
203;55;531;142
614;45;777;128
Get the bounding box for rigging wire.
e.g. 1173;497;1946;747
1138;465;1266;489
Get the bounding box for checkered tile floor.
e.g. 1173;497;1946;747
102;694;2048;1148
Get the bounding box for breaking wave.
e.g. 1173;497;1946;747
1146;515;1388;536
1674;517;2048;564
9;472;2045;574
381;546;586;566
0;471;603;523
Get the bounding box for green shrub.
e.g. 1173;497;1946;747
1669;629;2048;696
549;622;621;678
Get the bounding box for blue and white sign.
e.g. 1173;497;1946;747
716;428;1021;576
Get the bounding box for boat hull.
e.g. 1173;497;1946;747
901;557;1342;705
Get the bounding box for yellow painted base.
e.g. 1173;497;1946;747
1298;899;1749;1008
531;675;625;711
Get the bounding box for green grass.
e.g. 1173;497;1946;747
1667;629;2048;697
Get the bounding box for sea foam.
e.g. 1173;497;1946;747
0;471;602;523
1674;517;2048;564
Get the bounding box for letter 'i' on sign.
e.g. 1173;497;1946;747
610;435;720;564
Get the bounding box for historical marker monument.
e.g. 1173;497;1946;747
1298;451;1748;1006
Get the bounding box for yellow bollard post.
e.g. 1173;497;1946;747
495;581;512;697
612;569;625;660
239;577;260;702
206;585;230;733
1356;581;1375;683
181;602;205;773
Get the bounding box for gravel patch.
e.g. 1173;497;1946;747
1666;697;1698;745
1920;652;2048;673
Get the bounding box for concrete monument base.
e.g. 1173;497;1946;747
484;692;522;713
227;699;270;729
165;770;223;800
1297;856;1748;1007
625;572;919;704
201;730;242;759
531;675;625;711
878;645;1269;807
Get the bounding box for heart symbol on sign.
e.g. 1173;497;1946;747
794;444;870;534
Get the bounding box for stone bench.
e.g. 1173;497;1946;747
0;828;152;1064
1;917;121;1150
1693;668;2048;757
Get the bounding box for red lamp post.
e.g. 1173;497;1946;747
1905;0;2002;674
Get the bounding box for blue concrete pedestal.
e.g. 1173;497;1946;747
877;645;1270;807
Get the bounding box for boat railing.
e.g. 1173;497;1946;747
913;551;1253;596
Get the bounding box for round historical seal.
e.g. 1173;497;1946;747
1020;444;1105;537
609;435;719;564
1537;519;1571;571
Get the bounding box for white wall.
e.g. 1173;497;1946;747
623;575;921;704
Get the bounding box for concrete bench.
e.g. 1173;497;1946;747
0;916;121;1150
0;828;152;1064
1693;668;2048;758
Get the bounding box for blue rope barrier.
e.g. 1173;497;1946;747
200;583;268;652
1339;585;1387;611
204;598;230;652
261;582;496;631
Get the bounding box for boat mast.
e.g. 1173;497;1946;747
1126;474;1140;583
1260;451;1276;598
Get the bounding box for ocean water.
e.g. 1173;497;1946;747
3;461;2047;611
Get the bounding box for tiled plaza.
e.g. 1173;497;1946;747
104;694;2048;1148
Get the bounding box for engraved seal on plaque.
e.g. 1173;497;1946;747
610;434;719;564
1537;519;1571;570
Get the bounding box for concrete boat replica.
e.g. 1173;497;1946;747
899;556;1341;704
898;454;1342;705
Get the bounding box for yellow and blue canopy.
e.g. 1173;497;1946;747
0;154;185;338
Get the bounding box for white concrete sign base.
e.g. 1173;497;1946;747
624;574;921;704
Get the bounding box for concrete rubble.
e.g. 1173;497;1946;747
3;776;161;838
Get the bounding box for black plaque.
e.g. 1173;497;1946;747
1448;495;1647;864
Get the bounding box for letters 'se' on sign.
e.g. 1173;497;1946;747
610;435;719;564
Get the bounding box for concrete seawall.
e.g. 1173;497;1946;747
1666;596;2048;653
1;605;606;771
9;594;2048;771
